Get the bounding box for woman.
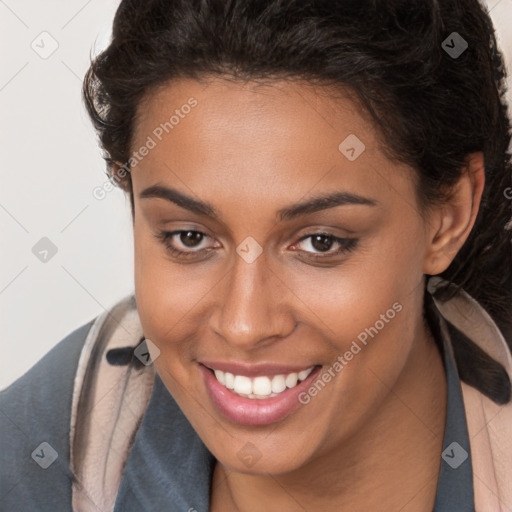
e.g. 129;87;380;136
1;0;511;510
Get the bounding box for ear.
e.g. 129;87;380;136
423;152;485;276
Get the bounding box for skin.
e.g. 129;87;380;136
122;76;484;511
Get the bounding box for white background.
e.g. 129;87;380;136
1;0;512;390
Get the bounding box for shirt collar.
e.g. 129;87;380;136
113;374;215;512
433;309;475;511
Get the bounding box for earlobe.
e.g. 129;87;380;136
423;152;485;276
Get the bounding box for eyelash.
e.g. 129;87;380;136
155;229;358;261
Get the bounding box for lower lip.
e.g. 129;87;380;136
199;364;322;426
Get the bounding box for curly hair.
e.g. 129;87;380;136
83;0;512;403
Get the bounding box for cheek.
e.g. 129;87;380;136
282;223;424;343
279;223;425;410
133;225;220;341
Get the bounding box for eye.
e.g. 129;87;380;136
155;229;358;262
292;232;358;258
155;230;219;259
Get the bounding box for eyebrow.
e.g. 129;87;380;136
139;184;377;221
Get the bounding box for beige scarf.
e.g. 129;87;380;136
69;281;512;511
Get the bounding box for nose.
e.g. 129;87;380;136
208;250;296;350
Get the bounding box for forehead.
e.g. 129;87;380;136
130;77;412;209
133;76;376;152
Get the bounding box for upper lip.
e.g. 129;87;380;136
200;361;318;377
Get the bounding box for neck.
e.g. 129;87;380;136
211;324;447;512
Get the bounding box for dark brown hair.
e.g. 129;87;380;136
83;0;512;402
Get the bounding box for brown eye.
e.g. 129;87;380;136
154;229;218;260
293;232;358;258
310;234;335;252
180;231;204;247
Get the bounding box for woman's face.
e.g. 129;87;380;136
130;77;435;474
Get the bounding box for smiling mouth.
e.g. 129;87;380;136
204;365;320;399
200;362;323;426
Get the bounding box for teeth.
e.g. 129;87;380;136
271;375;286;393
224;372;235;389
298;367;314;381
253;376;272;396
233;375;252;395
212;366;315;399
285;372;298;388
214;370;225;386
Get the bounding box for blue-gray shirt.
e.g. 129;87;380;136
0;316;474;511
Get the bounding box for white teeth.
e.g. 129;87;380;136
224;372;235;389
211;366;315;398
234;375;252;395
285;372;298;388
252;376;272;396
298;367;314;381
271;375;286;393
214;370;225;386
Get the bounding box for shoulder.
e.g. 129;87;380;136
0;318;96;510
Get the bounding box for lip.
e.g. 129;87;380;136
200;361;316;378
199;363;322;426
